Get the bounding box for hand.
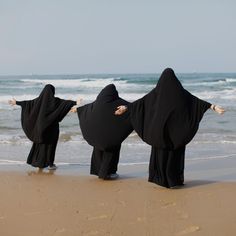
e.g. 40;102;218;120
115;105;128;115
76;98;83;106
211;105;225;115
70;107;77;113
8;98;16;106
214;105;225;115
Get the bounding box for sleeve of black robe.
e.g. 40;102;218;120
126;95;147;139
185;91;211;124
16;99;37;110
51;98;76;122
179;90;211;145
16;100;27;107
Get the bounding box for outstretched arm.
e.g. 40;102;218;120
70;98;83;113
210;104;225;115
114;105;128;115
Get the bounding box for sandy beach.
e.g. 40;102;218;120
1;167;236;236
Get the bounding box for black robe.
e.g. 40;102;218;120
77;84;133;179
128;68;211;188
16;84;76;168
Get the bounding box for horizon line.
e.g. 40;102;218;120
0;71;236;77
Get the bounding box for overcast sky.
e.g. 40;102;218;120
0;0;235;75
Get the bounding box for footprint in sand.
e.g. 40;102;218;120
179;213;189;220
177;210;189;219
161;201;177;209
176;225;200;235
54;228;66;234
98;202;107;207
118;200;126;207
84;230;100;236
137;217;146;222
87;215;108;220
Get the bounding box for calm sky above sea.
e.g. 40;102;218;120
0;0;235;75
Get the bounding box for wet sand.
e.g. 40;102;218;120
0;169;236;236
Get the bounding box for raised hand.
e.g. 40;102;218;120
8;98;16;106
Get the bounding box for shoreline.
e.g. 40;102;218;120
0;163;149;183
1;154;236;182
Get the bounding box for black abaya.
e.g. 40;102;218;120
16;84;76;168
128;68;211;187
77;84;133;179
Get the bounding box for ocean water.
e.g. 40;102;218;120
0;73;236;169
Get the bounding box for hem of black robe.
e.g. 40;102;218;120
148;146;185;188
26;161;50;169
90;169;118;180
26;142;57;169
90;147;120;180
148;176;184;188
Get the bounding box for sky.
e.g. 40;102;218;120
0;0;235;75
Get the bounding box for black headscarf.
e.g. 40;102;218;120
129;68;211;149
77;84;133;151
17;84;76;143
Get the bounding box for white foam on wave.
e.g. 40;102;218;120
192;88;236;101
1;84;235;105
0;159;25;165
0;135;30;145
192;133;236;145
119;162;149;166
225;78;236;83
20;78;154;92
183;77;236;87
0;133;87;145
187;153;236;162
1;130;234;146
0;85;36;90
21;78;123;88
193;140;236;145
183;80;228;87
56;162;90;166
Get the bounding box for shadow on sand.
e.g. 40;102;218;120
181;179;218;189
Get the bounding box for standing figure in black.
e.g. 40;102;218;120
115;68;225;188
9;84;78;170
74;84;133;179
